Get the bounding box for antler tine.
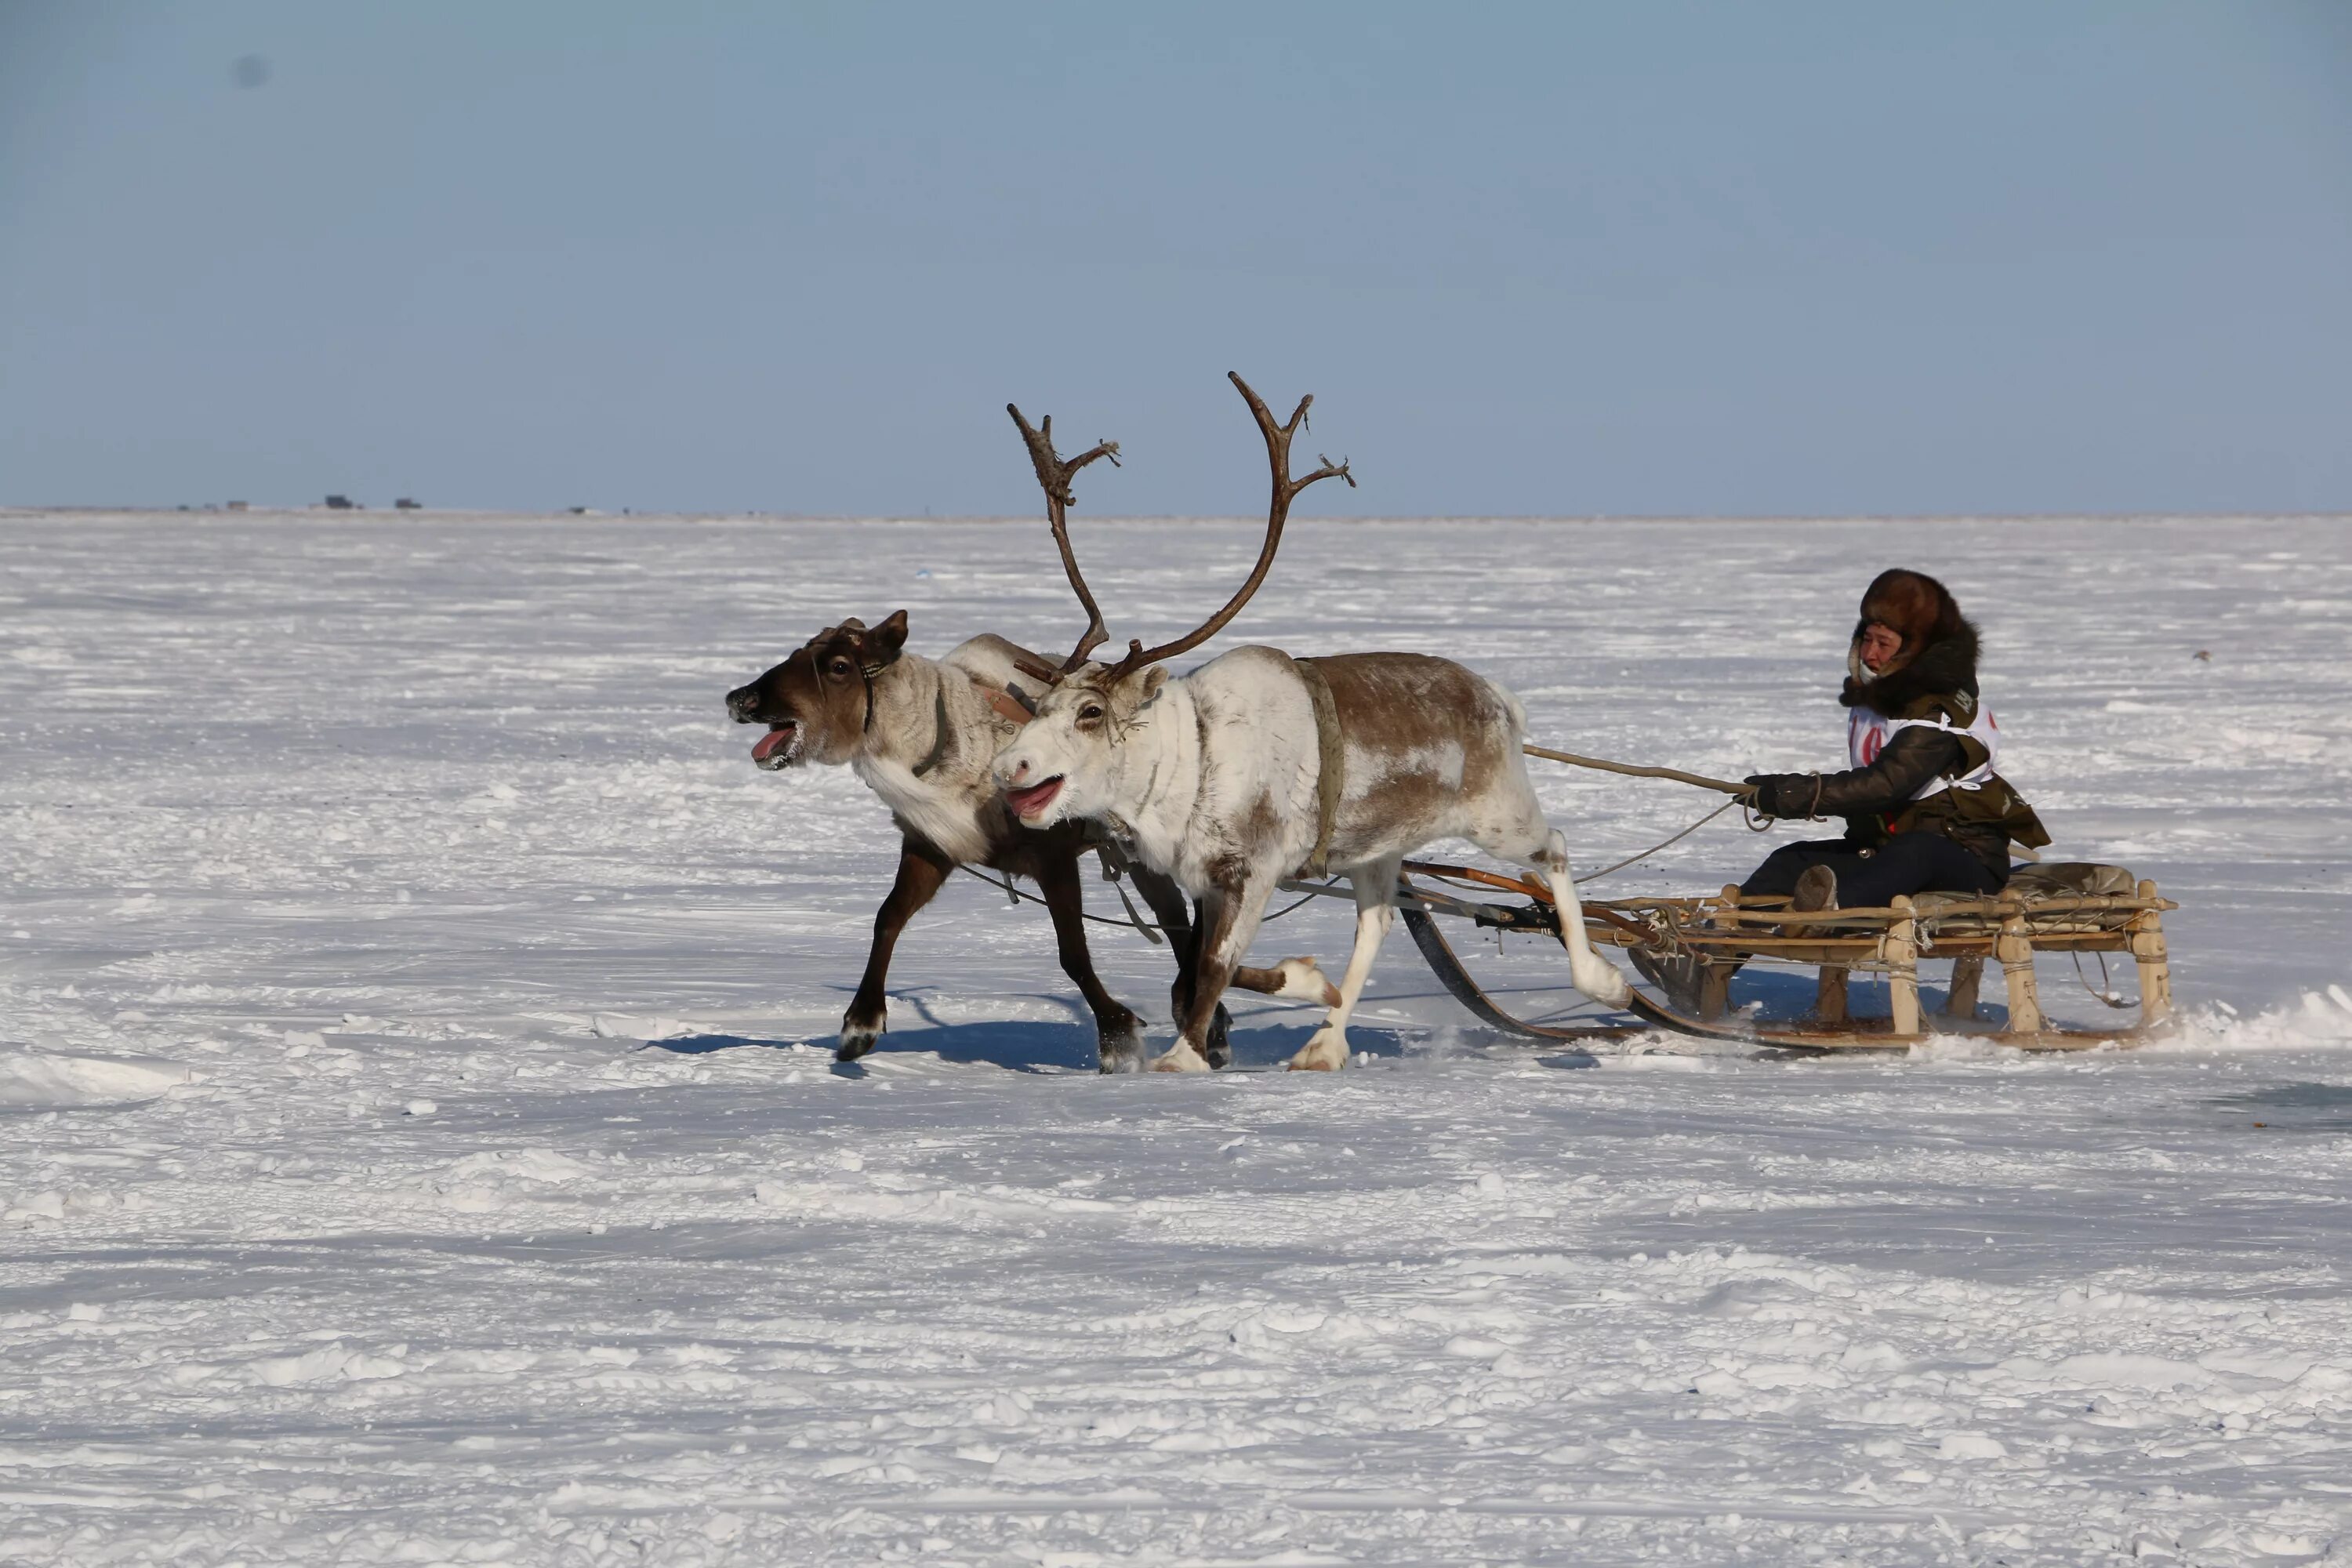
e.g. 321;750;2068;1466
1107;372;1353;679
1006;402;1121;678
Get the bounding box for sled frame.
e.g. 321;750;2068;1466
1338;864;2180;1051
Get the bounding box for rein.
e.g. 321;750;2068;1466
1520;743;1754;799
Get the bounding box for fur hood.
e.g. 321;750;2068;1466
1840;568;1982;717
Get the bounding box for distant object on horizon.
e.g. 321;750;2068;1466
226;500;248;511
568;506;590;515
395;497;421;510
324;494;358;510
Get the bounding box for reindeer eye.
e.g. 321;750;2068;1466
1077;703;1105;723
828;659;852;677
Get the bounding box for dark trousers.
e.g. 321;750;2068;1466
1740;832;2002;909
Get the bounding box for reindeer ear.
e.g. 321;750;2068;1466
858;609;909;677
1138;666;1170;700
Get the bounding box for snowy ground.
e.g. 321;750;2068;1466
3;510;2350;1566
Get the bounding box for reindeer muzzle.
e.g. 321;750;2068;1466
752;723;803;769
1004;774;1065;822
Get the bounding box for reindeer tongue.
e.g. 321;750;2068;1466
752;724;798;764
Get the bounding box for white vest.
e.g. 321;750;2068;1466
1847;695;1999;803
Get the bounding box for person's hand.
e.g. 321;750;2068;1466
1744;773;1814;818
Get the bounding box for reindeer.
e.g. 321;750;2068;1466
724;404;1330;1069
991;373;1634;1072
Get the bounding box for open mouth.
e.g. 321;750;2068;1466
1004;775;1065;820
751;722;804;770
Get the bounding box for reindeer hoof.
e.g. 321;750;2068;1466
1204;1004;1232;1070
1269;956;1342;1008
1285;1029;1350;1073
1147;1041;1214;1073
1289;1025;1364;1072
836;1020;881;1062
1575;962;1634;1010
1097;1014;1146;1073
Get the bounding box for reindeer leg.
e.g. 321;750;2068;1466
840;837;954;1061
1034;849;1148;1073
1515;828;1633;1008
1127;870;1233;1069
1156;880;1266;1073
1225;877;1341;1015
1287;855;1401;1072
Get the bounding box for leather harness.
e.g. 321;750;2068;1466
1288;655;1345;878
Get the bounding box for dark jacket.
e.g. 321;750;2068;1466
1748;615;2045;882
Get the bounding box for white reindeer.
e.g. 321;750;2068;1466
991;374;1632;1072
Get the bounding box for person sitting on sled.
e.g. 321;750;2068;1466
1634;568;2048;1009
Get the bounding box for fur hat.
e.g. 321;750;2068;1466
1853;568;1965;669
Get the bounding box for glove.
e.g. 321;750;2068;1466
1744;773;1817;818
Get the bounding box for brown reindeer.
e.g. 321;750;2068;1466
724;404;1330;1069
992;373;1632;1072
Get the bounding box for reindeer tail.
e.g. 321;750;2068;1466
1483;676;1530;739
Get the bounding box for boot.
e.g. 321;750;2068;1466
1791;864;1838;913
1629;944;1708;1015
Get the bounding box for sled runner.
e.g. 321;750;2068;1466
1371;858;2177;1051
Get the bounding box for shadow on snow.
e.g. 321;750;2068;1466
641;1006;1471;1076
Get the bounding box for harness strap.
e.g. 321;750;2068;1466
1291;655;1345;877
907;683;953;779
972;677;1038;728
855;656;898;735
1091;841;1167;946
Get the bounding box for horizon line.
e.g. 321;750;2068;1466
6;506;2349;526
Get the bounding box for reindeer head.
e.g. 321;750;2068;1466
992;661;1169;827
725;610;909;770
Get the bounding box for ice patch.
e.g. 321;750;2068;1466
444;1148;593;1184
248;1341;408;1386
592;1012;703;1041
0;1049;191;1109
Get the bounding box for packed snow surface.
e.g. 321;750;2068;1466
3;510;2350;1566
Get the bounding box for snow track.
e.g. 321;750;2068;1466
2;511;2349;1565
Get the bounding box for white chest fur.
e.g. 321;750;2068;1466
1112;652;1319;892
848;659;1008;866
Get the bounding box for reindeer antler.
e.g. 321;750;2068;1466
1005;404;1121;678
1104;371;1353;679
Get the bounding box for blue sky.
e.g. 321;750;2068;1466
3;2;2348;515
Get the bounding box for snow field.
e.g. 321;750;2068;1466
2;511;2350;1565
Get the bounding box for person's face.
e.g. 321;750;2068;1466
1858;622;1904;673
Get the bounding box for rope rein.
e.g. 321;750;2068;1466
956;861;1334;935
1578;797;1744;883
2071;949;2136;1010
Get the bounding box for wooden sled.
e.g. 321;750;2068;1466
1381;860;2178;1052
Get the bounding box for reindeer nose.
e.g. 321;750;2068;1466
726;686;758;721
